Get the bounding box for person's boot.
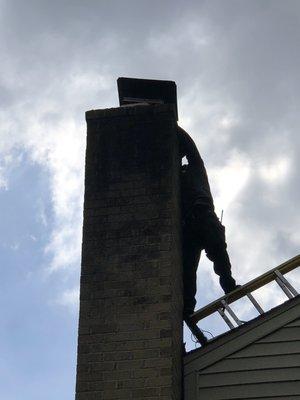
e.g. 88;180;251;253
184;315;208;346
183;299;196;319
220;275;240;294
219;274;237;294
183;307;194;319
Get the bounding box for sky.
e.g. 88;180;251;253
1;0;300;398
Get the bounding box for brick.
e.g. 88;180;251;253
103;351;133;362
77;371;104;382
146;376;172;387
116;360;144;371
133;368;159;379
132;349;160;360
132;387;160;397
88;381;116;391
143;358;172;368
116;378;145;389
76;392;103;400
102;370;131;381
102;388;132;399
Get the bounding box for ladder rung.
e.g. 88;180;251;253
221;300;243;326
217;308;235;329
246;293;264;314
274;270;298;297
275;277;294;299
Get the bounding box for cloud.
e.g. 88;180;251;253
1;0;300;360
259;157;290;184
56;287;79;311
10;242;20;251
0;171;8;190
210;150;251;211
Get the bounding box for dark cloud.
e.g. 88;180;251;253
0;0;298;286
1;0;299;290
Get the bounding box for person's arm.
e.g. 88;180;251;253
178;126;203;167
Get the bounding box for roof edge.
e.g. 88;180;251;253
184;295;300;375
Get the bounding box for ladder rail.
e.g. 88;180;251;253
274;269;299;297
190;254;300;325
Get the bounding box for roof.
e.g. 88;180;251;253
184;295;300;374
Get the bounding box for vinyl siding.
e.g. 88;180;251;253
185;310;300;400
196;381;300;399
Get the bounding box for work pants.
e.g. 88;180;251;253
182;207;236;314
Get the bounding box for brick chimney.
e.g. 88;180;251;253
75;104;183;400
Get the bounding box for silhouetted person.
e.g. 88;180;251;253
178;126;237;316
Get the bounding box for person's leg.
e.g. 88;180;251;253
182;229;201;315
201;211;237;294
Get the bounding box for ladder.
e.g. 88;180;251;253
186;254;300;344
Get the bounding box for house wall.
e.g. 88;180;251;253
184;298;300;400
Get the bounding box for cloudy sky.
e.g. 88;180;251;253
1;0;300;398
